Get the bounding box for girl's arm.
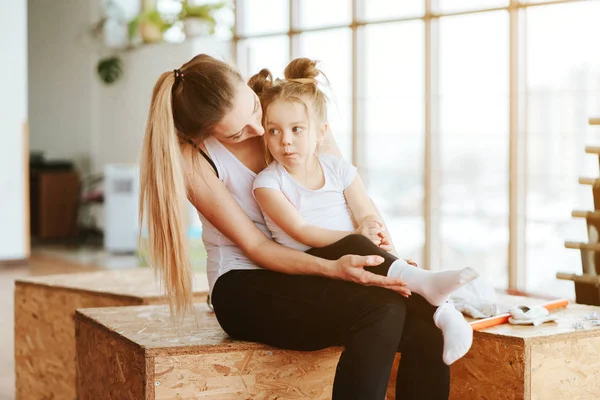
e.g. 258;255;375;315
344;175;393;252
253;187;352;248
321;130;397;254
183;148;407;291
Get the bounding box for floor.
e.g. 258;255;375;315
0;246;140;400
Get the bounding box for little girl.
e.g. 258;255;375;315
250;58;477;365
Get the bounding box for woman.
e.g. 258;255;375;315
140;54;450;399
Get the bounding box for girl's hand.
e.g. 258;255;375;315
355;219;383;246
331;254;412;297
378;229;393;252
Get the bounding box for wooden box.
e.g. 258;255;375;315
75;303;362;400
15;268;209;400
75;296;600;400
451;299;600;399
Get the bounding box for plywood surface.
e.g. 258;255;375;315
15;283;136;400
15;268;208;400
16;268;209;300
77;304;400;399
76;303;276;357
450;335;527;400
531;335;600;399
154;348;341;400
76;317;150;400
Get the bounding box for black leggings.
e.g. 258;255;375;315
211;234;450;400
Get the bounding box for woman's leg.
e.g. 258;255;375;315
396;307;450;399
211;268;407;400
307;234;452;399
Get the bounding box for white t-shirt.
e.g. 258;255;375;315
253;153;358;251
198;137;270;294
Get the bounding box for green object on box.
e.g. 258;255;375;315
137;226;206;272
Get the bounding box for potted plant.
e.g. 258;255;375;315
128;8;173;45
179;1;227;38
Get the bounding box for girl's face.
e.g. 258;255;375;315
264;98;325;168
212;82;264;144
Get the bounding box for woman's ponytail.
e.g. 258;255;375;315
139;72;194;320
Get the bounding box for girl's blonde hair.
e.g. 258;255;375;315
139;54;242;319
247;58;329;164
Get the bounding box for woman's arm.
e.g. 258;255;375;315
183;148;407;291
254;187;352;248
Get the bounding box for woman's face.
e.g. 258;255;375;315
212;82;264;144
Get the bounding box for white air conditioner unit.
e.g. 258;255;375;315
104;164;139;253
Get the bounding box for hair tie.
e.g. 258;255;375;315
274;77;316;85
173;69;184;82
286;78;316;85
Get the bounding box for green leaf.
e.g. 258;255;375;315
97;56;123;85
128;16;140;41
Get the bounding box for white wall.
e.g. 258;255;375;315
91;38;233;172
0;0;28;260
28;0;96;173
27;0;233;175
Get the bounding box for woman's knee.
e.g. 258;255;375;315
352;295;407;340
399;315;444;356
379;301;407;333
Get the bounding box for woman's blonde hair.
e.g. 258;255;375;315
139;54;242;319
248;58;329;164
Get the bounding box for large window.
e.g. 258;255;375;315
439;10;509;285
235;0;600;297
295;29;353;158
363;21;425;263
524;1;600;295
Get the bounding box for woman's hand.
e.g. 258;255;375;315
330;254;411;297
354;218;383;246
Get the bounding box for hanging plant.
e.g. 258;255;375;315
97;56;123;84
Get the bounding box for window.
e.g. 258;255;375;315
234;0;600;297
525;1;600;296
238;0;288;36
363;0;424;21
439;10;509;286
297;0;352;29
437;0;509;13
295;29;353;159
363;21;426;262
237;36;290;79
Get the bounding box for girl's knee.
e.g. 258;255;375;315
340;234;378;253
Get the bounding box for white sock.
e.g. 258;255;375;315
387;260;479;306
433;303;473;365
